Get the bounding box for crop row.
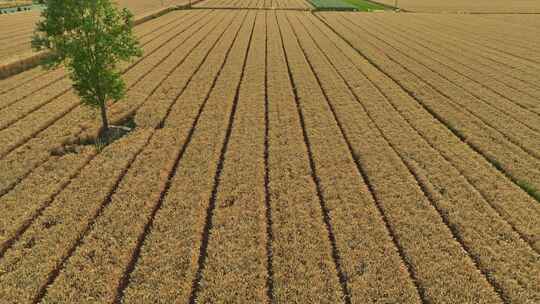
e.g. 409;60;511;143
282;10;510;303
0;9;195;112
311;11;540;251
0;129;154;303
116;0;192;15
0;67;49;94
0;9;208;95
0;10;188;95
0;7;226;251
362;15;540;118
423;14;540;62
480;14;540;29
0;7;225;244
40;12;248;303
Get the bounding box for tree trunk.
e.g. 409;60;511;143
100;102;109;136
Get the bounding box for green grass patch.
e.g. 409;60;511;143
517;180;540;203
342;0;390;11
309;0;357;11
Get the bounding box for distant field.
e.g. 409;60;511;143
0;0;194;64
374;0;540;13
0;1;32;9
0;8;539;303
194;0;313;10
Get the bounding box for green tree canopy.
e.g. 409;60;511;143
32;0;142;134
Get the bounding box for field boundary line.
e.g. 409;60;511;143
0;51;49;80
187;11;256;304
190;6;313;11
381;10;540;15
299;0;316;11
276;12;351;304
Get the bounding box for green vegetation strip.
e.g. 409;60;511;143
344;0;387;11
309;0;357;11
309;0;390;11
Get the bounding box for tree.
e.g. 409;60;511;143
32;0;142;136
